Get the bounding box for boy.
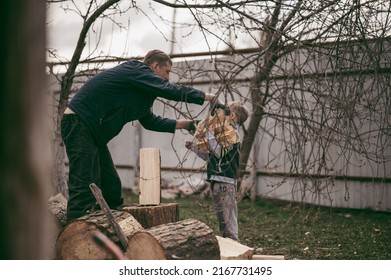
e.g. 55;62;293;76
185;101;249;241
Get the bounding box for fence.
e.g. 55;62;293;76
49;41;391;212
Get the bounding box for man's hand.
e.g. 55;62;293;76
205;93;223;104
176;119;200;135
187;120;198;135
187;120;202;135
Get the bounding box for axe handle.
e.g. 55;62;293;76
89;183;128;249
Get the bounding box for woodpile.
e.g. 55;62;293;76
51;207;285;260
50;196;285;260
49;190;222;260
53;210;221;260
48;148;285;260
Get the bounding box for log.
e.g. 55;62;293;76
122;203;179;229
216;236;255;260
92;231;126;260
48;193;67;227
56;210;143;260
125;218;220;260
47;193;68;259
139;148;161;205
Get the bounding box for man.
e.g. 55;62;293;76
61;49;218;221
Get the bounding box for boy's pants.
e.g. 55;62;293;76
211;181;239;241
61;114;123;221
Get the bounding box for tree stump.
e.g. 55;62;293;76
121;203;179;229
125;218;220;260
56;210;143;260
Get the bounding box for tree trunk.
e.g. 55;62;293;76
53;130;68;197
1;0;51;259
125;218;220;260
56;210;143;260
122;203;179;229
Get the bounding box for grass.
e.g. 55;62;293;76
123;190;391;260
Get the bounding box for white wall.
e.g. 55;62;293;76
53;42;391;212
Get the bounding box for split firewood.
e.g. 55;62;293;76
194;110;239;152
216;236;255;260
251;254;285;260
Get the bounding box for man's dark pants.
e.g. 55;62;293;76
61;114;123;221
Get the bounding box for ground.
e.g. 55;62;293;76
123;189;391;260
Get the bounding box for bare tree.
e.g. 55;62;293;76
154;0;391;205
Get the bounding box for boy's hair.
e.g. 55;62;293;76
143;49;172;67
228;101;249;126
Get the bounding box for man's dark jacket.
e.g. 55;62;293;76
68;59;205;145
